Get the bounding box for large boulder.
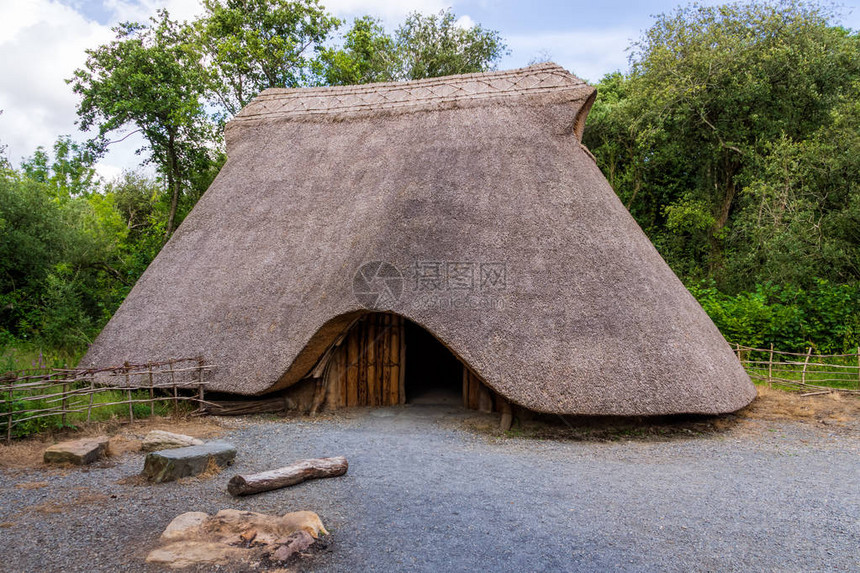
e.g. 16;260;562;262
143;442;236;483
147;509;327;568
141;430;204;452
43;436;109;465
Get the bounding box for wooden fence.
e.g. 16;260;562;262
1;358;215;443
735;344;860;395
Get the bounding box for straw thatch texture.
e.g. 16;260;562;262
81;63;755;415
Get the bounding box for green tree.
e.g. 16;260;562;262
585;0;860;287
196;0;341;117
21;136;99;198
317;16;396;85
394;10;507;80
319;10;508;85
69;10;216;239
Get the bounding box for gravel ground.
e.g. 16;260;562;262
0;404;858;572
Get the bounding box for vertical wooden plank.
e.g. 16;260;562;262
389;316;400;406
357;321;368;406
397;317;407;404
380;314;390;405
801;347;812;385
367;319;377;406
377;314;386;405
469;371;480;410
324;344;340;410
347;326;359;407
477;380;493;413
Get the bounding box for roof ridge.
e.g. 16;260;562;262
231;63;589;122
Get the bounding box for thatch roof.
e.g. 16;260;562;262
81;63;755;415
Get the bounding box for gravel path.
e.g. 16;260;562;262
0;405;858;572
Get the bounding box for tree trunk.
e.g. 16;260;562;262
227;457;348;496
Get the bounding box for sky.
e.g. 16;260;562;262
1;0;858;180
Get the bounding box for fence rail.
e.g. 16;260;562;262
734;344;860;395
1;357;215;443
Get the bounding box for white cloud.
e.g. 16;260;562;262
504;28;638;83
103;0;203;23
454;14;474;30
0;0;113;167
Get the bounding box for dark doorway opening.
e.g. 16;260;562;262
404;319;463;405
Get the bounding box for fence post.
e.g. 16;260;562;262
124;362;133;422
61;380;69;427
197;358;205;415
801;347;812;385
6;384;13;444
87;378;95;422
768;343;774;387
170;360;178;416
856;347;859;390
148;365;155;418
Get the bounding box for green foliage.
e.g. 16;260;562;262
318;10;508;85
69;10;218;238
316;16;396;85
20;136;99;198
689;280;860;353
585;0;860;288
394;10;508;80
197;0;341;116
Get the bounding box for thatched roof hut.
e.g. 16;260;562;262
81;63;755;416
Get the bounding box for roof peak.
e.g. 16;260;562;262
231;63;590;123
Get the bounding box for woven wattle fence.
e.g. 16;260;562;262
1;357;216;443
734;344;860;395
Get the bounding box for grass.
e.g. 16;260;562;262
1;381;196;440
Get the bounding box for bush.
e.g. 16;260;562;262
689;279;860;353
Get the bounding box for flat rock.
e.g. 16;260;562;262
143;442;236;483
141;430;204;452
43;436;109;465
145;541;246;569
147;509;326;568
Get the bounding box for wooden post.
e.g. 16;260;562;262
801;347;812;385
148;365;155;417
86;378;95;422
125;363;133;421
499;399;513;432
367;319;377;406
170;361;178;416
61;381;69;427
768;343;774;387
856;347;859;390
197;359;205;414
6;386;12;444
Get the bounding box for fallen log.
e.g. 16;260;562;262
227;456;348;497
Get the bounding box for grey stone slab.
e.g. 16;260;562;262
143;442;236;483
